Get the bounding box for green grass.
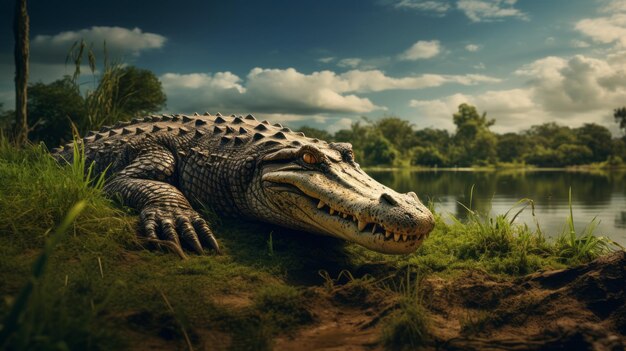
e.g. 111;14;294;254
381;269;430;350
0;139;621;350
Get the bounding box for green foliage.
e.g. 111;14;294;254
381;270;430;350
575;123;613;162
410;146;447;167
615;107;626;133
295;126;333;141
375;116;417;153
362;131;399;166
554;188;617;264
497;133;530;163
6;40;167;147
114;66;167;118
334;120;399;166
556;143;593;165
82;64;166;132
27;77;87;146
324;104;624;168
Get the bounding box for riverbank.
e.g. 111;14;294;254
0;142;624;350
364;163;626;172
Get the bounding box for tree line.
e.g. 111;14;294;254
298;103;626;168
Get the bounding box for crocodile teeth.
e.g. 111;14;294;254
394;233;400;242
317;200;325;209
402;234;408;241
371;224;377;234
329;208;335;215
358;221;367;232
342;213;348;219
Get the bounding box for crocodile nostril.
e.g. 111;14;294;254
380;192;399;206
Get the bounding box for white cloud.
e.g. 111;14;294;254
393;0;451;13
398;40;442;60
601;0;626;13
318;57;335;63
32;26;166;62
465;44;480;52
409;53;626;134
457;0;528;22
160;67;500;116
337;58;363;68
575;14;626;48
570;39;591;48
473;62;486;69
161;68;381;115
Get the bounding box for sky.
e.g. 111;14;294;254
1;0;625;135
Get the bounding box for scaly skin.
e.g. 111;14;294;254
53;112;435;255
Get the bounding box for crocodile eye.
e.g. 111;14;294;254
302;152;318;164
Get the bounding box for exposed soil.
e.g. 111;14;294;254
276;251;626;351
117;251;625;350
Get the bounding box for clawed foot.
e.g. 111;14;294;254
139;206;221;255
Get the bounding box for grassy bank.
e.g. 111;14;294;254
0;141;621;350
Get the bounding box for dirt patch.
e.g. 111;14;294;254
272;251;626;350
429;251;626;350
274;286;393;351
114;252;625;350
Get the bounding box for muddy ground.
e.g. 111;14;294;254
120;251;626;351
273;251;625;350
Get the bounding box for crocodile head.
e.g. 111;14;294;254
252;141;435;254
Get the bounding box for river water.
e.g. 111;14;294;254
369;169;626;247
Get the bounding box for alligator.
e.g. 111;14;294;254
53;113;435;255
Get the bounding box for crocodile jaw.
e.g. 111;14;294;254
261;170;435;255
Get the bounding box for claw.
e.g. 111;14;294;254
176;217;203;254
159;219;180;246
192;218;221;254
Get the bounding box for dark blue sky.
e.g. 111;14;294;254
1;0;625;134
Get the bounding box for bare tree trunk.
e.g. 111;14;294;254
13;0;29;145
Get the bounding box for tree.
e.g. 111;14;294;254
452;103;497;166
375;116;417;153
27;77;86;146
411;146;447;167
525;122;576;149
361;131;398;166
335;120;370;162
66;42;167;130
574;123;612;162
83;65;166;130
114;66;166;118
556;144;592;166
414;128;451;149
296;126;333;141
615;107;626;135
497;133;530;163
13;0;29;145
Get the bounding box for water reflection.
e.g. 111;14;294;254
369;169;626;246
617;212;626;230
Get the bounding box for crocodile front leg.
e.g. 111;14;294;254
104;146;220;254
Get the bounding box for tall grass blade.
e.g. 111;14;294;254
0;201;86;348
